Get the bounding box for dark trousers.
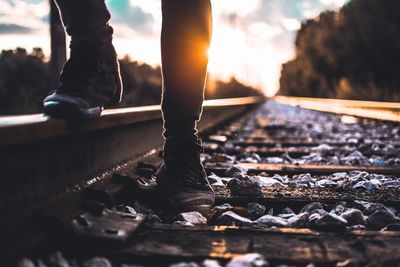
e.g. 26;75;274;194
53;0;212;139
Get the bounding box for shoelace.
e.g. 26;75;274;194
164;152;208;189
163;137;208;187
180;156;206;186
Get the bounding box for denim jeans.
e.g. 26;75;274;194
53;0;212;138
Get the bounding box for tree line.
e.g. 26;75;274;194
278;0;400;101
0;48;261;115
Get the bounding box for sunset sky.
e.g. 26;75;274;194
0;0;348;96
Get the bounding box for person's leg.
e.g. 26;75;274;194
43;0;122;120
157;0;214;212
161;0;212;138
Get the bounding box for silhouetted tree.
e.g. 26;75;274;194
279;0;400;101
0;48;49;114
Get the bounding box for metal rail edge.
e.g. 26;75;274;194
274;96;400;123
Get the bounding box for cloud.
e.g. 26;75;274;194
0;0;49;35
0;23;33;34
107;0;155;35
207;0;350;95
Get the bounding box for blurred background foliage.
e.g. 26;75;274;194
0;49;261;115
278;0;400;101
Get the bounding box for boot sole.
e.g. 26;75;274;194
44;101;103;121
163;193;215;216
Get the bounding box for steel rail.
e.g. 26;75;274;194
274;96;400;109
274;96;400;122
0;97;263;146
0;96;264;225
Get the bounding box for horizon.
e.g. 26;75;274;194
0;0;349;96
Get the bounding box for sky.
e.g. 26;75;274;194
0;0;349;96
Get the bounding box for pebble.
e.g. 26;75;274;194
383;180;400;188
348;172;369;185
340;209;366;225
315;178;337;188
266;208;274;215
287;212;309;228
381;223;400;231
353;180;381;190
83;258;112;267
146;214;163;224
210;154;235;163
347;225;366;231
367;210;399;230
255;215;288;228
232;172;249;180
173;212;207;225
280;207;295;215
214;203;234;214
208;173;226;186
370;158;386;167
341;151;366;165
201;260;222;267
226;253;269;267
119;206;137;215
247;203;266;220
227;176;263;196
278;207;296;219
258;177;285;187
332;172;349;181
48;252;70;267
293;173;313;183
308;213;347;230
330;205;347;216
335;259;358;267
216;211;253;227
239;153;262;163
225;166;247;177
363;202;396;216
18;259;36;267
169;263;199;267
265;157;284;164
130;201;154;215
352;200;370;212
300;202;324;214
173;221;195;226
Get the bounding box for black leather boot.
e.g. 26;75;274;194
156;136;215;213
43;38;122;120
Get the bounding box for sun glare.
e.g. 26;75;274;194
0;0;350;97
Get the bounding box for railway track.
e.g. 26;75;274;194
2;97;400;267
274;96;400;123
